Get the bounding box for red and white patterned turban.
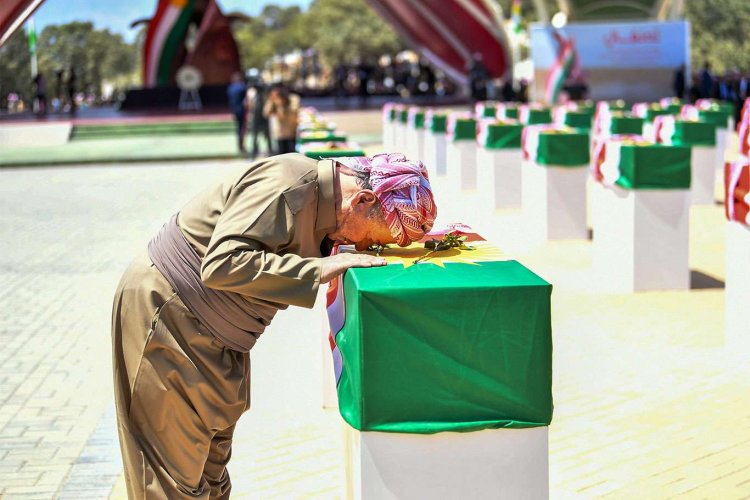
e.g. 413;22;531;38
336;153;437;246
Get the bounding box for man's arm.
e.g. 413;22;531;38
200;176;384;308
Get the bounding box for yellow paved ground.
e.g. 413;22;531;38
114;120;747;498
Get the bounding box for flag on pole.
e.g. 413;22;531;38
26;18;36;53
511;0;522;33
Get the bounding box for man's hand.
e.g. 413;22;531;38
320;253;387;283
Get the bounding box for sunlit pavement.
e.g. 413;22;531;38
0;113;748;498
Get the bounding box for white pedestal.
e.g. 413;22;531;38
522;163;589;243
345;427;549;500
423;132;447;177
476;148;523;213
592;184;690;292
716;128;729;192
725;221;750;354
717;128;728;165
643;122;655;142
445;141;478;196
393;123;407;153
382;120;396;150
691;146;717;205
405;128;426;163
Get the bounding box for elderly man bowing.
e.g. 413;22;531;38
111;152;437;499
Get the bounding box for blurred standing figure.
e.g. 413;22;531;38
334;63;348;105
264;86;298;155
246;84;272;159
33;72;47;115
467;53;490;106
700;62;715;99
357;61;372;107
67;68;77;115
673;64;686;99
227;72;248;154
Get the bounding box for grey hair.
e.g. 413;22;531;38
337;160;373;190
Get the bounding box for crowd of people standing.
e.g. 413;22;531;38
676;63;750;123
227;72;299;158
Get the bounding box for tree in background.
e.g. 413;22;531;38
304;0;404;63
36;22;136;101
0;29;32;108
685;0;750;74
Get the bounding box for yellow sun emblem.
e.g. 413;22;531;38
343;241;505;269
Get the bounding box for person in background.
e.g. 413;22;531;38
227;72;248;155
467;53;490;107
33;72;47;116
246;83;272;160
673;64;686;100
700;62;715;99
263;85;299;155
67;68;77;115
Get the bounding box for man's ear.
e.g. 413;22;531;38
352;190;378;208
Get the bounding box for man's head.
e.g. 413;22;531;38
328;153;437;251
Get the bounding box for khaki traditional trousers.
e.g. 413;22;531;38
112;253;251;499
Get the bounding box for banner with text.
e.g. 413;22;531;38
531;21;690;103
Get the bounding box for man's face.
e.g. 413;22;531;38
328;196;396;251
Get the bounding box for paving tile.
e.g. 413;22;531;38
0;122;747;499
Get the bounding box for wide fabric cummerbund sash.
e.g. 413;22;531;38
148;214;275;352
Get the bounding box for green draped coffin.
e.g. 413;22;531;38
480;122;523;149
328;245;553;433
523;127;590;166
596;140;692;190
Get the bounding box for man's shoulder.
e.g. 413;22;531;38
235;154;318;188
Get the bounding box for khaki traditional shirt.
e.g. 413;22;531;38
177;153;336;322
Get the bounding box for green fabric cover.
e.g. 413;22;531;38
524;109;552;125
483;124;523;149
452;119;477;141
669;121;717;147
644;107;675;122
698;109;730;129
303;148;366;159
399;109;409;124
297;133;347;144
504;107;519;119
336;260;553;433
428;114;448;133
609;116;644;135
389;108;397;121
563;110;593;129
533;130;590;166
410;112;425;129
664;104;682;114
479;103;497;117
614;144;691;190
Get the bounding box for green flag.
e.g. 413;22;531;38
27;19;36;53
